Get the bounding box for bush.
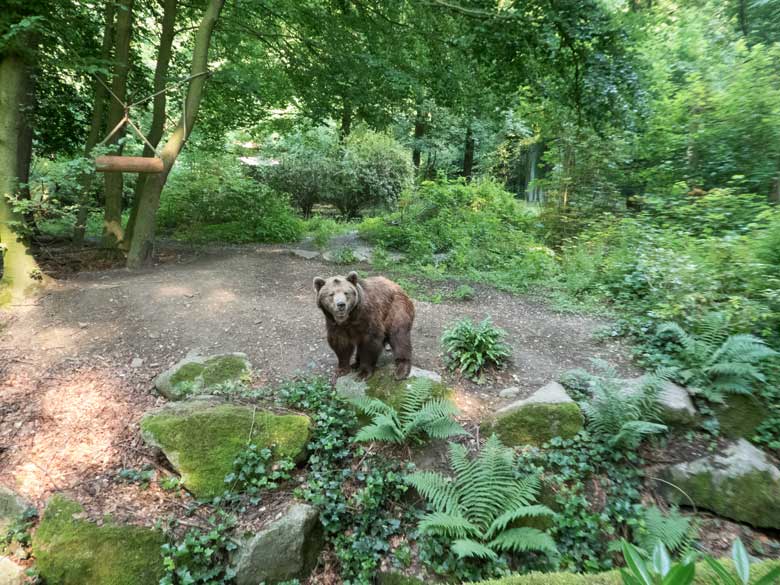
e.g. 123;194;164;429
158;153;302;243
441;317;511;381
332;129;413;218
359;178;549;289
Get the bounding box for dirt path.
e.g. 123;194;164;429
0;244;637;507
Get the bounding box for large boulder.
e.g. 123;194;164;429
233;503;323;585
622;376;697;429
141;400;310;499
658;439;780;529
0;487;29;534
715;394;765;440
490;382;584;447
154;352;251;400
32;495;165;585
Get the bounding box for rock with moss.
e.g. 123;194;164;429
622;375;697;429
140;400;310;499
715;394;765;439
489;381;584;447
0;486;29;533
233;503;323;585
336;367;450;410
154;352;251;400
32;495;165;585
658;439;780;529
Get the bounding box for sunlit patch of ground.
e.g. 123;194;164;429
3;366;156;504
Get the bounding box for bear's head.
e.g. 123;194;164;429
313;271;361;324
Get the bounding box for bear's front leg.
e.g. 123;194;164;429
355;338;383;380
328;332;354;380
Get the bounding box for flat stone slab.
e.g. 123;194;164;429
658;439;780;529
154;352;251;400
141;400;310;499
490;381;584;446
335;366;449;411
291;249;320;260
233;503;323;585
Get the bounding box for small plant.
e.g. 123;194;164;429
655;314;777;403
620;538;780;585
332;247;358;264
452;284;475;301
441;317;511;381
160;512;238;585
408;435;558;570
577;361;667;449
224;444;295;500
2;507;38;552
633;506;697;556
159;475;182;491
350;377;468;444
117;467;155;488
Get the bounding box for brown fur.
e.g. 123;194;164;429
313;271;415;380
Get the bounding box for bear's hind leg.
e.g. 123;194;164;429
389;328;412;380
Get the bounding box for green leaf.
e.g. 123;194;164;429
732;538;750;585
652;542;672;577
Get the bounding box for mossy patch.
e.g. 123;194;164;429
364;369;451;411
716;394;764;439
155;353;251;400
141;402;310;499
32;495;165;585
490;403;584;447
476;560;780;584
169;362;205;387
0;487;28;533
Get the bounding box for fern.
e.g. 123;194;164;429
442;317;511;381
408;435;558;563
351;378;468;444
634;506;697;556
656;314;777;403
579;365;667;449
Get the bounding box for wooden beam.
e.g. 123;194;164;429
95;155;164;173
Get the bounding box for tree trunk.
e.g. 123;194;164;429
462;125;474;180
74;0;116;246
339;100;352;141
126;0;224;269
412;108;425;168
0;55;42;303
101;0;134;249
123;0;178;250
738;0;749;38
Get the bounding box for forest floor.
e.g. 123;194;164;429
0;242;637;513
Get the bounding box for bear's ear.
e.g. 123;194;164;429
313;277;326;294
346;271;359;285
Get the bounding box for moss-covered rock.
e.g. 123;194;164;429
141;400;310;499
0;486;29;533
489;382;584;447
154;352;251;400
475;560;780;584
658;439;780;529
32;495;165;585
715;394;765;439
336;367;451;411
622;376;698;429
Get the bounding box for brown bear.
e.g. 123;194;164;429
313;271;415;380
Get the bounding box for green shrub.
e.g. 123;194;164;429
332;129;413;218
158;153;302;243
408;435;558;581
442;317;511;381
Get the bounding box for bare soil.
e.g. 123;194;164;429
0;243;637;520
